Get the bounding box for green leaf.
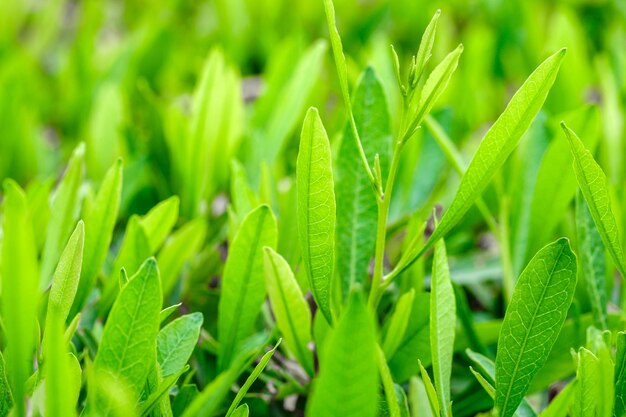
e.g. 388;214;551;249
40;143;84;287
157;217;206;297
418;361;440;417
225;340;281;417
430;237;455;416
307;292;378;417
615;332;626;417
575;192;607;329
573;348;601;417
322;0;352;117
43;220;84;352
413;10;441;85
87;258;162;415
139;364;189;417
44;316;79;417
378;347;401;417
382;289;415;359
71;159;123;317
561;122;626;278
405;49;566;270
297;107;336;323
138;196;179;253
263;247;314;376
1;179;39;417
408;44;463;136
495;238;577;417
408;376;433;417
336;67;391;298
218;205;277;370
157;312;203;377
0;352;13;417
231;404;248;417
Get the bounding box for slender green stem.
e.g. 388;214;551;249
368;140;404;309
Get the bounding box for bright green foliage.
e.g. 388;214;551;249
336;68;391;298
297;107;336;323
1;180;39;417
3;2;626;416
406;48;566;269
40;143;84;287
263;247;314;376
157;312;204;377
307;293;378;417
87;258;162;415
562;123;626;278
575;193;607;329
71;159;123;317
218;205;277;370
495;238;577;417
43;220;84;352
429;237;455;416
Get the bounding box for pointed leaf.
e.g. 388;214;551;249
562;122;626;278
157;313;203;377
297;107;336;323
218;205;277;370
263;247;314;376
495;238;577;417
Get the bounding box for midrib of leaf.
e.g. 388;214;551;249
500;243;565;414
267;254;312;374
222;211;266;365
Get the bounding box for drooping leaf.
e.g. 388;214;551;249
495;238;577;417
561;122;626;278
40;143;84;287
403;49;566;271
263;247;314;376
218;205;277;370
336;67;391;299
71;159;123;317
157;312;203;377
575;192;607;329
307;292;378;417
430;237;455;416
87;258;162;415
297;107;336;323
1;179;39;417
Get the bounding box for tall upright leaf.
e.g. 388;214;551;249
40;143;84;287
615;332;626;417
575;193;607;329
430;237;455;416
0;352;12;417
307;292;378;417
1;180;39;417
43;221;84;352
263;247;314;376
402;48;566;271
336;67;391;299
218;205;277;370
495;238;577;417
297;107;336;323
573;348;601;417
44;316;79;417
86;258;162;416
71;159;123;317
138;196;179;253
561;122;626;278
